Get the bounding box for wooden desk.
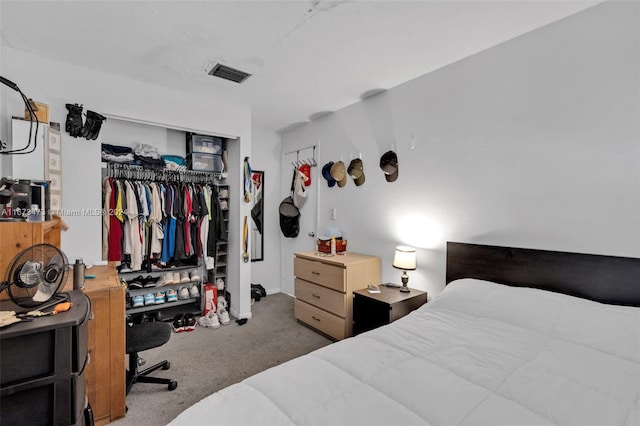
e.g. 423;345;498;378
66;264;126;425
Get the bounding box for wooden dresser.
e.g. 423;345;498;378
64;264;126;425
294;251;380;340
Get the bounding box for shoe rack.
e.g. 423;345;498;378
120;262;204;318
212;182;230;306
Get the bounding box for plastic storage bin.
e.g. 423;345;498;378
187;134;223;155
188;153;224;172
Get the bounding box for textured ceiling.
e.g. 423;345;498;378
0;0;602;133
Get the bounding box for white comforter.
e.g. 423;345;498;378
170;279;640;425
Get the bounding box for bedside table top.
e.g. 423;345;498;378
353;285;427;305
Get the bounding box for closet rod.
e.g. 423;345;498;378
105;162;223;184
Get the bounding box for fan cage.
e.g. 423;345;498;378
4;243;69;308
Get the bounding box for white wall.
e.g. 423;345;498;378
0;47;254;318
281;0;640;298
250;126;282;295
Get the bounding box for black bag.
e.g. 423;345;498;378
279;196;300;238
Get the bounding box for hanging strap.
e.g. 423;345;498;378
242;215;249;263
244;157;252;203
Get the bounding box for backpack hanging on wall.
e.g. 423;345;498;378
279;196;300;238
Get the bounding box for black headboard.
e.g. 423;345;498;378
446;242;640;307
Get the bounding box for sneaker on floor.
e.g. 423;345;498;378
184;313;197;332
217;297;227;312
189;284;200;298
178;286;190;300
198;311;221;329
179;270;190;283
216;278;225;291
144;293;155;305
166;288;178;302
131;295;144;308
154;291;165;304
172;314;185;333
217;304;230;325
189;269;201;282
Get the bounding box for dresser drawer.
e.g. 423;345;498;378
294;257;345;292
295;279;346;318
295;299;345;340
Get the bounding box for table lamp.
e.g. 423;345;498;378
393;246;416;293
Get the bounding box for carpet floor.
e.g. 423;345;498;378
109;293;332;425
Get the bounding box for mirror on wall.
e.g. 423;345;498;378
250;170;264;261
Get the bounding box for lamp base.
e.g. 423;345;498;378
399;271;411;292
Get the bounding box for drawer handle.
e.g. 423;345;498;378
311;271;320;275
311;316;321;322
311;293;320;298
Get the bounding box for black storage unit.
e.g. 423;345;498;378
0;291;92;426
186;133;224;172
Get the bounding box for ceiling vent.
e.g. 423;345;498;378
207;63;252;84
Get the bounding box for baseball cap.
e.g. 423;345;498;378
321;161;336;187
330;161;347;187
379;151;398;182
347;158;365;186
299;163;311;186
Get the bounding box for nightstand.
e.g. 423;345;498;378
352;285;427;335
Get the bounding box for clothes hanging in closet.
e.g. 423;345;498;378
103;175;225;272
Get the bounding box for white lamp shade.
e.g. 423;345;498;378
393;246;416;270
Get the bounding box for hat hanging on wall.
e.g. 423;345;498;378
299;163;311;186
379;151;398;182
329;161;347;187
348;158;365;186
322;161;336;187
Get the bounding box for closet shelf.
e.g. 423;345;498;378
127;298;199;315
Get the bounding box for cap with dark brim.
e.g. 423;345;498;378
379;151;398;182
322;161;336;187
348;158;365;186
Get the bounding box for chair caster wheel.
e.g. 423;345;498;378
168;381;178;391
163;362;171;370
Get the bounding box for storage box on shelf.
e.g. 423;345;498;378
187;152;223;172
186;133;225;173
186;134;223;155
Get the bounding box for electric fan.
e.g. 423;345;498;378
1;243;69;310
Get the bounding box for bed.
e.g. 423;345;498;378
170;242;640;425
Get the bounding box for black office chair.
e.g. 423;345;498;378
126;321;177;393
